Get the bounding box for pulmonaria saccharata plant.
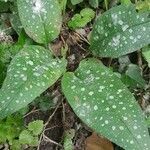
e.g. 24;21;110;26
62;59;150;150
0;1;150;150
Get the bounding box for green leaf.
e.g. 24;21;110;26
19;130;38;146
68;8;95;29
17;0;62;44
9;0;23;35
10;13;23;35
121;0;131;5
142;46;150;67
136;0;150;12
28;120;44;136
0;43;12;87
125;64;146;88
0;122;7;143
90;4;150;58
59;0;67;15
121;74;139;88
0;43;12;64
80;8;95;19
0;45;67;119
0;62;6;88
89;0;99;8
61;58;150;150
0;114;24;144
71;0;83;5
33;95;53;111
63;129;75;150
10;140;22;150
0;2;10;12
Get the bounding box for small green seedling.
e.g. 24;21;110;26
68;8;95;30
19;120;44;146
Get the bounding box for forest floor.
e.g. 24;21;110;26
0;0;150;150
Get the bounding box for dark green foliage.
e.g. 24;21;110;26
0;45;67;119
0;114;24;144
0;1;150;149
62;58;150;150
90;4;150;58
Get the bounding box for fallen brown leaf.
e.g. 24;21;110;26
85;133;114;150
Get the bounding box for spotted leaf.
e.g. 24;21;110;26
0;45;67;119
90;4;150;58
61;58;150;150
17;0;62;44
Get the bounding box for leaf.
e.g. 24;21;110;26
0;122;7;143
10;13;23;35
19;130;38;146
0;43;12;87
0;62;6;88
121;74;139;88
59;0;67;15
125;64;146;88
28;120;44;136
0;114;24;144
10;140;22;150
33;95;53;111
0;2;10;12
80;8;95;19
89;0;99;8
61;58;150;150
63;129;75;150
90;4;150;58
0;45;67;119
136;0;150;12
68;8;95;30
17;0;62;44
0;43;12;64
121;0;131;5
85;133;114;150
142;46;150;67
71;0;83;5
9;0;23;35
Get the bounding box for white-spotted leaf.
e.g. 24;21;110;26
0;45;67;119
90;4;150;58
61;58;150;150
17;0;62;44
